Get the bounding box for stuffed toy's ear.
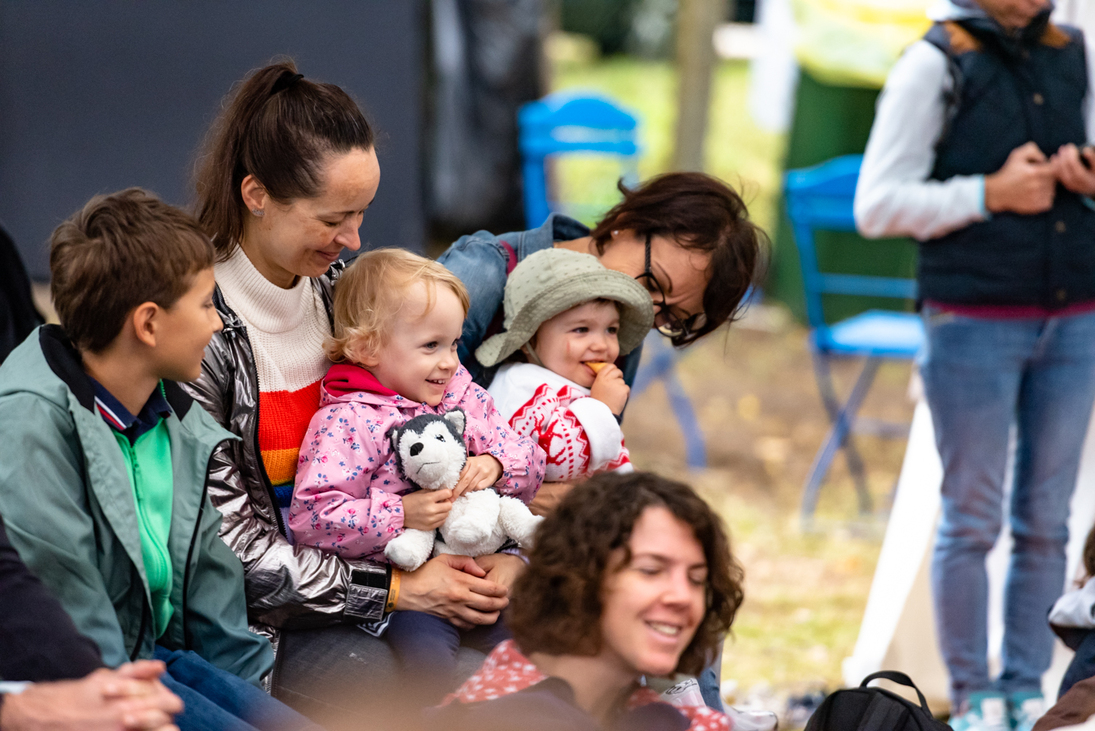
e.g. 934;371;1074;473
443;408;466;437
386;423;405;475
386;423;403;447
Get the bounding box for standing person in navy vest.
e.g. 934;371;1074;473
856;1;1095;729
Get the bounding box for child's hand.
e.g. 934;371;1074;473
590;363;630;415
453;455;503;498
402;489;453;530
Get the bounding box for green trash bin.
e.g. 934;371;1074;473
770;70;918;324
767;0;931;323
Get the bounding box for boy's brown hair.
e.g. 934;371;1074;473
1083;524;1095;582
326;248;470;365
50;188;215;352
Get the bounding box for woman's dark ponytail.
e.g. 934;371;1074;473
194;60;374;258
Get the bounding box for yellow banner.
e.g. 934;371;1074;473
793;0;933;88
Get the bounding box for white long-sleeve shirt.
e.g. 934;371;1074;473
855;29;1095;241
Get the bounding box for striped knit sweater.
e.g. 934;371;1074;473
214;249;332;499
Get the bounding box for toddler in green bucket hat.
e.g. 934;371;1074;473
476;248;654;481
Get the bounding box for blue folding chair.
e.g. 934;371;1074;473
518;91;640;228
517;91;706;469
632;331;707;470
784;155;924;520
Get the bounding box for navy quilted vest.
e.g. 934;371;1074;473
920;13;1095;308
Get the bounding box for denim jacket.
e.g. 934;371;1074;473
437;214;642;389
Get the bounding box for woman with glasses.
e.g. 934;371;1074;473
437;172;761;712
437;172;764;393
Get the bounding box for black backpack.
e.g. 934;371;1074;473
804;671;952;731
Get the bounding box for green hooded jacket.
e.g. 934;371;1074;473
0;326;272;684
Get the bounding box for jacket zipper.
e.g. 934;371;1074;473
121;440;169;659
180;442;217;648
219;301;286;537
129;605;148;661
243;333;285;536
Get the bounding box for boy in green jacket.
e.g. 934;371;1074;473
0;189;315;731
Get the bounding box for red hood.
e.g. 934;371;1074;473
320;363;474;409
322;363;398;398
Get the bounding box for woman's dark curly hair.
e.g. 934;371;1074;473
508;472;744;676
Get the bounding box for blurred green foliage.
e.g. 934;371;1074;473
551;55;786;238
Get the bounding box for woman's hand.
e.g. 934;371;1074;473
402;489;453;531
452;455;503;498
1051;143;1095;196
105;662;183;731
474;553;526;593
529;481;574;517
0;663;183;731
395;554;509;629
590;364;629;415
984;141;1056;214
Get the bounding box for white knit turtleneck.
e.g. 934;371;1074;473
214;247;333;486
215;248;332;393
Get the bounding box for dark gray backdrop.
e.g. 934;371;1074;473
0;1;426;281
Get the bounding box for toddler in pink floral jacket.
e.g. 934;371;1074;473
288;249;545;703
289;249;544;560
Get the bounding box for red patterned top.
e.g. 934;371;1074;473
444;640;731;731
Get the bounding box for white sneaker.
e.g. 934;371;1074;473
950;692;1009;731
726;706;779;731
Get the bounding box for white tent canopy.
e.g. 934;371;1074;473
843;401;1095;712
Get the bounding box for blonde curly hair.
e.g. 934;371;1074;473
326;248;470;365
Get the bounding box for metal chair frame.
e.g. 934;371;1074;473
784;154;924;520
518;91;640;229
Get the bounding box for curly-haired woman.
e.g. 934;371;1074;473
429;471;744;730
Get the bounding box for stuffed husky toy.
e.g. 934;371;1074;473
383;408;543;571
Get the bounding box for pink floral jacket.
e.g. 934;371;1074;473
288;363;545;560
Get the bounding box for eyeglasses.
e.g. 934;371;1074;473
634;233;705;339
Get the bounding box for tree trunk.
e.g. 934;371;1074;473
672;0;730;172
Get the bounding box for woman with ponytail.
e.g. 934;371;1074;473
184;61;518;715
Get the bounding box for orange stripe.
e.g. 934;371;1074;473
258;380;322;484
261;447;300;486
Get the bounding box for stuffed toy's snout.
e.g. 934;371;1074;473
391;410;468;492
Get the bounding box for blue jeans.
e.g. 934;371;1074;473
273;623;488;722
1059;630;1095;698
920;308;1095;705
698;647;724;711
154;647;318;731
386;611;511;704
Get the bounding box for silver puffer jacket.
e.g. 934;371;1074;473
181;262;389;636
